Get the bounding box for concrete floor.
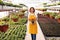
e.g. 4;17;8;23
25;21;46;40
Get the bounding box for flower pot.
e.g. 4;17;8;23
43;9;47;11
50;16;55;19
19;14;24;18
2;25;9;32
0;25;9;32
45;14;50;17
12;18;18;22
0;26;3;32
57;18;60;23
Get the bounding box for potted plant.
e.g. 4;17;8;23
49;12;57;19
2;24;9;32
55;14;60;23
42;8;47;11
2;17;10;23
18;18;27;25
21;10;26;13
18;12;24;18
11;15;19;22
0;20;9;32
43;12;50;17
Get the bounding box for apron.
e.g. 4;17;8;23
28;13;38;34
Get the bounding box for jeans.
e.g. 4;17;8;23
31;34;36;40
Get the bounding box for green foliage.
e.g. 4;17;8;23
43;12;57;17
0;1;21;8
19;18;27;25
4;2;13;6
0;21;5;26
0;25;26;40
12;15;19;19
18;12;24;15
0;17;10;25
2;17;10;22
0;11;27;40
0;0;2;2
43;12;51;15
9;17;27;25
55;14;60;19
12;5;22;8
46;4;56;7
57;2;60;5
43;3;47;5
0;1;5;5
50;12;57;17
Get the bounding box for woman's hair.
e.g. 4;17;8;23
29;7;35;13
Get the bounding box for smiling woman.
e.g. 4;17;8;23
0;11;9;18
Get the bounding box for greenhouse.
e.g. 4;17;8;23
0;0;60;40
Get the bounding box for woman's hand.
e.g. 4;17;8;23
31;21;34;24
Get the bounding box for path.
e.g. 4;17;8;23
25;21;46;40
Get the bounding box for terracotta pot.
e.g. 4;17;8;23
0;25;8;32
2;25;9;32
50;16;55;19
43;9;47;11
0;26;3;32
19;14;24;18
12;18;18;22
57;18;60;23
45;14;50;17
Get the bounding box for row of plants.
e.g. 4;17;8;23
38;13;60;37
0;25;26;40
44;2;60;7
43;12;60;23
36;8;47;11
0;16;9;32
0;1;22;8
0;10;27;32
10;11;27;23
0;11;27;40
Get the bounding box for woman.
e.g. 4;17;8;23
28;7;38;40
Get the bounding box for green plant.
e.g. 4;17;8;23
18;12;24;15
55;14;60;19
46;4;56;7
57;2;60;5
2;17;10;22
12;15;19;19
43;12;51;15
4;2;13;6
0;21;5;26
0;1;5;5
50;12;57;17
0;25;26;40
19;18;27;25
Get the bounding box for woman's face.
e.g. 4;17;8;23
30;8;34;13
29;7;35;13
